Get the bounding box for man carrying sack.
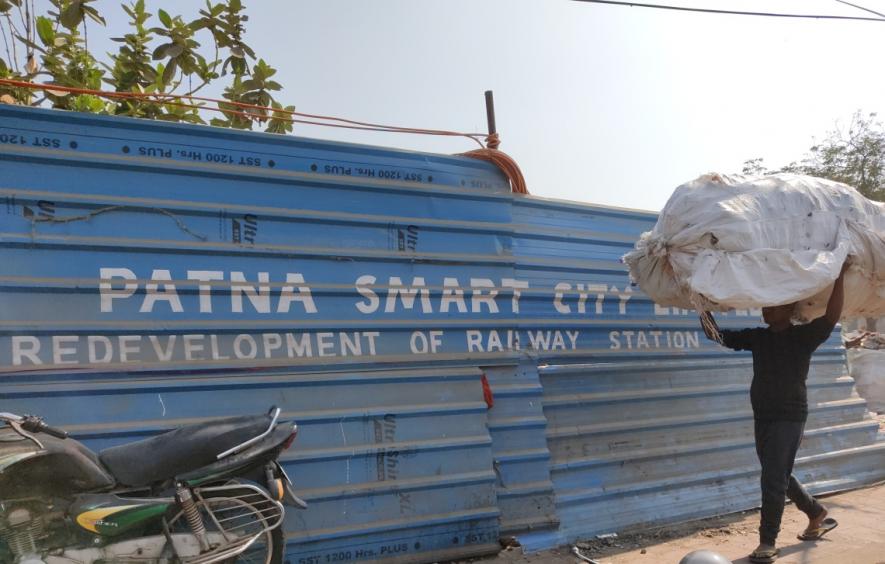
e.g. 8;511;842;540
700;261;850;563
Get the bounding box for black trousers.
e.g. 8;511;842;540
754;419;824;546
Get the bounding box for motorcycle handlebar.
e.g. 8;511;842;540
37;422;69;440
19;415;69;439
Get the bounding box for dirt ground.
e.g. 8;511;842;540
458;479;885;564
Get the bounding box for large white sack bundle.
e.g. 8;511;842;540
624;173;885;321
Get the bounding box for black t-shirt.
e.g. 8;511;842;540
720;316;835;421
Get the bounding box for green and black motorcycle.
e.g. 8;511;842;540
0;407;305;564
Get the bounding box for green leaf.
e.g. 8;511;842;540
162;59;177;83
0;0;23;14
158;9;172;27
265;102;295;135
60;0;83;29
36;16;55;46
166;43;185;58
83;6;106;26
152;43;175;60
230;57;246;75
188;19;208;31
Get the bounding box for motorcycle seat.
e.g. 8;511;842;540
99;414;273;488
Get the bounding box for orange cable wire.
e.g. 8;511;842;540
460;149;529;195
0;78;529;194
0;79;487;145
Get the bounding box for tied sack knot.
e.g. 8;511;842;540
647;236;671;258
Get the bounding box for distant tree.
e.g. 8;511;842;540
741;157;767;176
0;0;294;134
742;111;885;202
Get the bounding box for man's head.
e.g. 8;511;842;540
762;303;795;327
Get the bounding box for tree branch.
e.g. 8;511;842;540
183;32;219;97
16;1;32;68
169;72;184;93
0;16;13;68
859;154;867;188
15;4;27;37
5;13;19;72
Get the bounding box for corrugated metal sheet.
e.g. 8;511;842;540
532;355;883;545
0;105;509;564
1;105;883;562
3;366;500;562
508;196;885;551
484;361;557;534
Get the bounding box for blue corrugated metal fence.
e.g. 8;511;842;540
1;106;883;562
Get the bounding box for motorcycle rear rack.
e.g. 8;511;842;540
181;483;284;564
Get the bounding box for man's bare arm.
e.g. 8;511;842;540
825;261;851;325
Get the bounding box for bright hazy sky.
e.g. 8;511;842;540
79;1;885;210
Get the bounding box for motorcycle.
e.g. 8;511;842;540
0;407;305;564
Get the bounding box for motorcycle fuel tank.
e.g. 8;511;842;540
0;428;114;497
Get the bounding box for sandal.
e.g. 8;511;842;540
798;517;838;541
749;547;780;563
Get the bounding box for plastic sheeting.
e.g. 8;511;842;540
848;349;885;413
624;173;885;321
845;318;885;413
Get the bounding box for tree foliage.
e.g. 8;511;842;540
0;0;293;133
742;111;885;201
